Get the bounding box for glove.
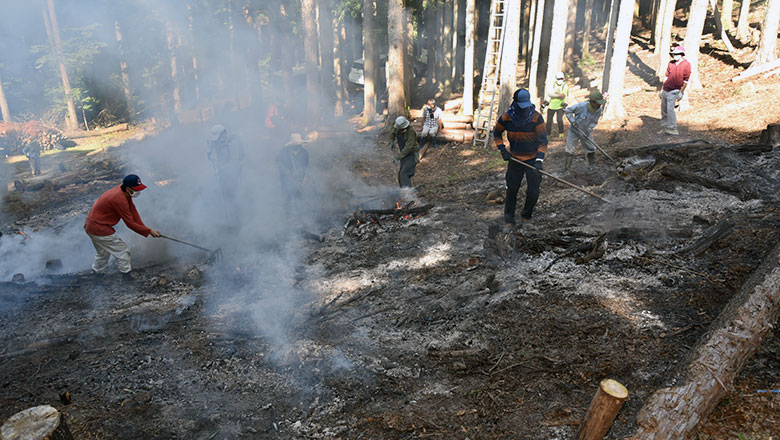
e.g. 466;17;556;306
498;146;512;161
535;160;543;175
561;102;568;109
542;100;549;107
676;92;684;102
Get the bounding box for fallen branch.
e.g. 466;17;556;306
63;123;129;139
679;218;735;257
627;242;780;439
731;59;780;82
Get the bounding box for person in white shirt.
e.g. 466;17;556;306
418;98;444;150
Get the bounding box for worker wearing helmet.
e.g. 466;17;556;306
390;116;418;187
659;45;690;135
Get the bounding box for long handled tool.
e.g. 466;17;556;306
160;234;223;264
510;157;613;204
568;124;618;165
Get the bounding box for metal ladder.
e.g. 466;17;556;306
473;0;506;148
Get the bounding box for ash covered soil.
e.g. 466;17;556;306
1;122;779;439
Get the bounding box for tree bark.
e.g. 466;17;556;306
722;0;734;29
582;0;595;56
317;0;336;116
452;0;461;81
302;0;319;125
709;0;736;51
562;0;578;72
602;0;620;92
463;0;476;115
0;67;11;122
441;0;454;95
44;0;79;131
186;4;201;101
404;6;413;104
628;242;780;439
334;16;349;117
388;0;407;118
736;0;751;41
165;21;182;116
498;0;522;110
363;0;377;124
683;0;709;89
544;0;569;99
528;0;546;101
603;0;635;119
750;0;780;68
114;19;135;120
576;379;629;440
656;0;677;81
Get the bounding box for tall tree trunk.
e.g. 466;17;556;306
722;0;734;30
652;0;664;54
736;0;751;41
656;0;677;80
464;0;477;116
602;0;620;92
525;0;537;76
603;0;634;119
562;0;578;73
683;0;710;89
441;1;454;95
544;0;568;99
44;0;79;131
709;0;737;51
499;0;522;110
426;2;439;87
113;20;135;120
186;4;201;101
317;0;336;116
363;0;377;124
302;0;319;125
165;21;182;116
0;68;10;122
528;0;546;101
452;0;461;81
463;0;476;115
334;16;349;117
388;0;407;118
582;0;595;56
404;7;413;104
751;0;780;67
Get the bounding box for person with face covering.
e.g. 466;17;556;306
207;124;244;196
493;89;548;229
660;46;690;135
84;174;161;278
390;116;419;187
563;91;607;170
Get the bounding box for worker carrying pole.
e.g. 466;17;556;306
84;174;161;282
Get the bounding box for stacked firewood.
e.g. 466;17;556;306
0;121;69;155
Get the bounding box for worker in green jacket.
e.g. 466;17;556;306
545;72;569;139
390;116;418;187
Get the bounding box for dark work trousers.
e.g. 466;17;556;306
29;157;41;175
546;108;564;136
398;154;417;187
504;158;542;223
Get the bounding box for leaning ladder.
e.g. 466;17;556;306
473;0;506;148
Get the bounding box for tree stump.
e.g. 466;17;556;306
0;405;74;440
576;379;629;440
759;124;780;148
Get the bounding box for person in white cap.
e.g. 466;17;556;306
276;133;310;215
390;116;418;187
659;45;690;135
545;72;569;139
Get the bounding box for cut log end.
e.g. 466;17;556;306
577;379;629;440
601;378;629;400
0;405;74;440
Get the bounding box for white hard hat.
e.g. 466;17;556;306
556;72;565;80
394;116;410;129
286;133;309;146
210;124;227;141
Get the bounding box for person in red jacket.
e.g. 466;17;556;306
84;174;161;276
659;45;691;135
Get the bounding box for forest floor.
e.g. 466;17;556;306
1;20;780;440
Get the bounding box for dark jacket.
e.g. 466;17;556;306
392;127;418;159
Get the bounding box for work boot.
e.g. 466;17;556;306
665;128;679;135
564;154;573;171
586;152;596;166
120;272;136;284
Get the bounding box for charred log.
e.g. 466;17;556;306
628;242;780;439
759;124;780;148
660;166;754;200
679;218;735;257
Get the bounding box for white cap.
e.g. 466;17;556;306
556;72;564;80
210;124;226;141
394;116;410;129
286;133;309;146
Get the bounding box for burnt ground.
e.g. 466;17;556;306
2;35;780;440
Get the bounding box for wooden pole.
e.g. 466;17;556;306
576;379;629;440
0;405;74;440
509;157;614;203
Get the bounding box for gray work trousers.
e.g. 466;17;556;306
398;154;416;187
660;89;681;130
